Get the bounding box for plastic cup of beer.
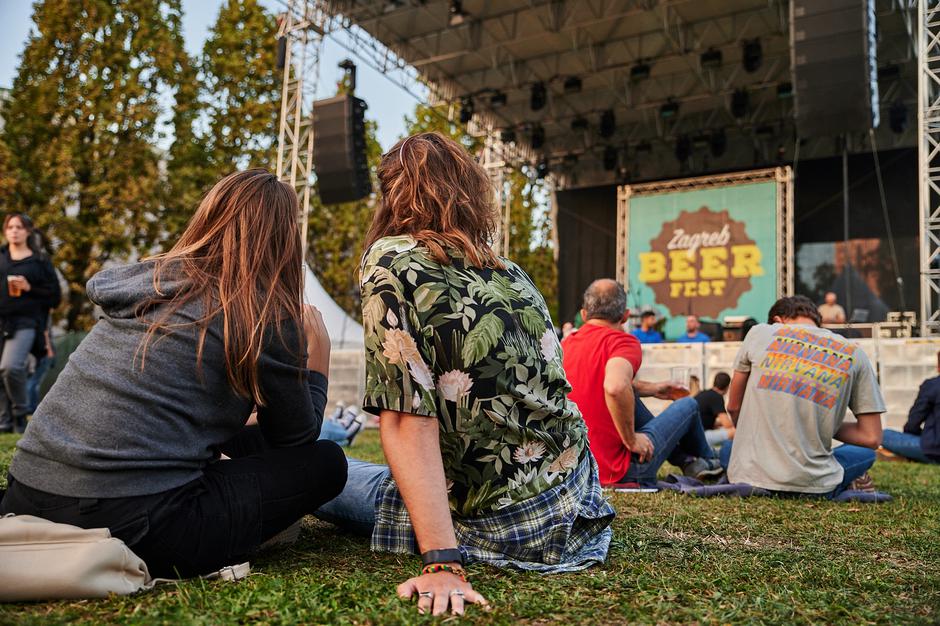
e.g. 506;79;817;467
7;275;22;298
668;366;691;400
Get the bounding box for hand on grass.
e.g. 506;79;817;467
398;570;489;616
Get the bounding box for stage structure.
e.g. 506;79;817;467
616;168;793;338
919;0;940;336
273;1;918;322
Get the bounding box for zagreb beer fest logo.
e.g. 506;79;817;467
636;206;763;317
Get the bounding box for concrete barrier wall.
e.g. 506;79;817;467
328;338;940;429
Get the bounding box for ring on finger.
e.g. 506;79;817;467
418;591;434;599
449;589;465;597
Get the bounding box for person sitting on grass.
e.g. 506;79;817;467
0;170;348;578
315;132;615;617
561;279;723;487
880;351;940;463
722;296;886;496
695;372;735;447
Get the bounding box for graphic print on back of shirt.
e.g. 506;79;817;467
756;326;855;409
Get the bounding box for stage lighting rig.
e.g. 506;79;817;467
742;39;762;73
731;89;748;118
599;109;615;138
449;0;468;26
564;77;582;94
603;146;618;171
530;124;545;149
459;96;474;123
710;129;727;157
700;48;722;69
776;82;793;99
659;100;679;120
630;61;651;82
530;82;547;111
889;100;908;134
675;135;691;162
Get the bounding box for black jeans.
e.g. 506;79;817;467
0;427;347;578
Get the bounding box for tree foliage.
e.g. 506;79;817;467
1;0;189;330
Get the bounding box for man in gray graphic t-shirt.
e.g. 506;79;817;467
722;296;885;495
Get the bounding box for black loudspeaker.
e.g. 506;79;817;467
313;95;371;205
791;0;879;137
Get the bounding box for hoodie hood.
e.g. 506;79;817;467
86;261;189;319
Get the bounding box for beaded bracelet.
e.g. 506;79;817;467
421;563;467;581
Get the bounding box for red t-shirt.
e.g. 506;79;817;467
561;323;643;485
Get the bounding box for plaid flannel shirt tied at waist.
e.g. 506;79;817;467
370;452;616;573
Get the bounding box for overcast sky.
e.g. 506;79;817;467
0;0;417;150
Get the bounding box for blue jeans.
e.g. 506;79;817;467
881;429;934;463
621;396;715;486
26;354;54;414
318;419;352;446
0;327;36;432
718;440;875;495
315;458;389;536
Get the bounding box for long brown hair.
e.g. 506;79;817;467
139;169;303;404
365;131;504;269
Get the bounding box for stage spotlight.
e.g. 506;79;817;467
710;129;727;157
530;82;546;111
449;0;468;26
675;135;691;162
571;116;588;131
776;82;793;99
890;100;908;134
536;159;549;179
490;91;507;107
603;146;618;171
660;100;679;119
700;48;722;69
630;61;651;82
731;89;748;118
599;109;615;138
564;76;582;94
530;124;545;149
742;38;762;73
459;96;473;124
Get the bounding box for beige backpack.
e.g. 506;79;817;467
0;514;249;602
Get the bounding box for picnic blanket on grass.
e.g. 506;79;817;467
656;474;892;503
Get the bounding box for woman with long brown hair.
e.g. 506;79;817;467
316;132;614;616
0;169;347;578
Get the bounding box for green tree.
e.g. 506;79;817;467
2;0;189;330
201;0;280;175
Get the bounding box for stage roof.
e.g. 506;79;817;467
322;0;917;187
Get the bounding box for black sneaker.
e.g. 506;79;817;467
682;457;724;479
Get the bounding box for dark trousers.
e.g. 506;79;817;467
0;426;347;578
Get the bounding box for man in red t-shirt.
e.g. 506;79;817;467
561;279;722;486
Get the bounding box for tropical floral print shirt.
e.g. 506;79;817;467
360;236;588;515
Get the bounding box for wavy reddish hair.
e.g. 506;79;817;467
365;132;504;269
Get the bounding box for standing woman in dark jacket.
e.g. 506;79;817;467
0;213;59;433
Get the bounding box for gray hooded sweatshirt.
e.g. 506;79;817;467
10;261;326;499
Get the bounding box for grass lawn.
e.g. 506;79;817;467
1;429;938;625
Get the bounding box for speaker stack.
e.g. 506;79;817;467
790;0;879;137
313;95;371;205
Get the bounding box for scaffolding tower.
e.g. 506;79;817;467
919;0;940;335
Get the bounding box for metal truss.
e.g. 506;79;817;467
919;0;940;335
275;0;329;257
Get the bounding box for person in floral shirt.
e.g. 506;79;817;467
316;132;614;617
